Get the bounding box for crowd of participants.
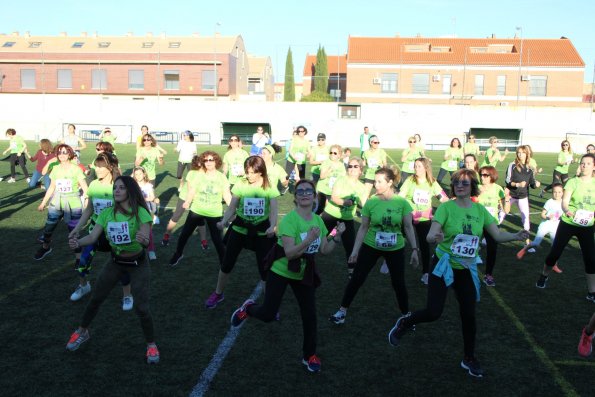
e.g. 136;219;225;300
2;124;594;375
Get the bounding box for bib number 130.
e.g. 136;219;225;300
450;234;479;258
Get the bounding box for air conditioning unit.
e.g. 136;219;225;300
499;101;509;106
521;75;531;81
432;74;441;82
372;78;381;84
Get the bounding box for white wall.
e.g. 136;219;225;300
0;94;594;152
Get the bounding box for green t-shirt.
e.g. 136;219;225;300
231;180;279;235
478;183;505;222
561;177;595;227
362;148;387;180
323;176;367;220
464;142;480;156
362;195;413;251
87;180;114;225
266;162;288;188
137;147;161;180
481;148;501;167
96;206;153;255
309;145;329;175
270;210;328;281
401;147;423;174
100;135;116;145
189;171;230;217
180;170;200;201
433;200;495;268
49;164;85;209
554;151;573;174
288;138;310;165
316;159;346;195
9;136;26;154
223;149;249;185
440;147;464;171
399;177;443;222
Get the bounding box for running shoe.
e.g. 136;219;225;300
379;261;389;274
34;246;52;260
516;245;530;260
536;274;548;289
329;309;346;325
26;177;31;183
161;235;170;246
148;251;157;260
388;312;413;347
527;248;536;253
461;356;484;377
66;328;90;351
552;263;563;274
483;274;496;287
230;299;255;327
201;240;209;250
420;273;429;285
37;234;45;244
6;177;15;183
70;282;91;301
302;354;321;373
153;216;160;225
205;291;224;309
168;252;183;267
146;343;160;364
122;295;134;311
587;293;595;303
578;327;593;357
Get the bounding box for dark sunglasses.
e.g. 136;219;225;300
204;158;215;162
329;151;338;155
143;138;152;142
408;140;415;143
229;138;239;142
296;188;314;196
297;130;306;133
371;141;380;144
347;165;360;169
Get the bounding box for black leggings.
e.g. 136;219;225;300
247;270;317;359
176;162;191;179
315;192;328;215
341;244;409;314
545;221;595;274
321;213;355;269
436;168;454;184
484;230;498;276
405;255;477;357
221;228;275;280
414;221;432;274
543;170;569;192
10;153;29;178
176;211;225;264
284;161;306;180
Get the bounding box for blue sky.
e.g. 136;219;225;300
2;0;594;84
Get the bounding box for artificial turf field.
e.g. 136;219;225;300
0;142;593;397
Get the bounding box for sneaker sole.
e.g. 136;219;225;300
460;361;484;378
147;357;160;364
535;282;547;289
329;317;345;325
301;359;321;373
70;289;91;302
34;248;53;261
169;255;184;267
206;297;224;309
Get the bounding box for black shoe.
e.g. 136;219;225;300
168;252;183;267
34;246;52;260
461;356;484;378
536;274;548;289
587;293;595;303
161;236;169;246
388;313;413;347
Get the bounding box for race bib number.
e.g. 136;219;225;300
243;198;266;216
375;231;397;248
315;153;328;162
293;153;305;162
447;160;457;169
10;141;17;150
231;164;244;176
107;221;132;245
573;209;594;226
367;158;379;168
413;189;430;206
300;232;321;254
485;206;498;219
407;161;414;172
450;234;480;258
328;177;337;189
566;155;573;164
56;179;73;194
93;198;113;215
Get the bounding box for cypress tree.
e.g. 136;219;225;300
284;47;295;102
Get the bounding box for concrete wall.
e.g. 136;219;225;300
0;93;593;152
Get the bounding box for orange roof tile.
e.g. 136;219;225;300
347;36;584;67
303;54;347;76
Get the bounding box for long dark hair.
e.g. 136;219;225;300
244;155;270;189
94;152;121;182
112;175;150;223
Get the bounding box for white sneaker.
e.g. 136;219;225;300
7;177;16;183
122;295;134;311
379;261;390;274
26;177;31;183
148;251;157;260
528;248;536;253
0;177;3;182
420;273;429;285
70;282;91;301
153;216;160;225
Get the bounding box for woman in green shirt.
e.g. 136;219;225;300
2;128;30;183
261;144;288;193
329;167;419;326
362;135;387;198
542;139;575;195
205;156;279;309
400;136;423;183
463;134;481;158
481;136;508;168
315;144;346;215
308;133;329;184
135;134;164;186
230;179;346;373
436;138;464;185
223;134;249;188
284;125;309;184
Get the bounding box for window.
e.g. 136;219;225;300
474;75;484;95
381;73;398;93
3;41;15;47
164;70;179;90
202;70;215;91
71;42;84;48
338;104;361;119
92;69;107;90
411;74;429;94
529;75;547;96
142;42;154;48
57;69;72;89
497;75;506;95
98;42;111;48
442;74;452;94
20;69;36;89
29;42;42;48
128;70;144;90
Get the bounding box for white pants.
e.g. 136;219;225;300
532;220;559;247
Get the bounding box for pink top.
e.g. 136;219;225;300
30;150;56;173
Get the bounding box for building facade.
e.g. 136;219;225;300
302;54;347;101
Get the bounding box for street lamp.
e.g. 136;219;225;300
214;22;221;99
516;26;523;107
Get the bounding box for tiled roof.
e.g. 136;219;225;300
347;36;584;67
303;54;347;76
0;34;241;54
247;56;271;78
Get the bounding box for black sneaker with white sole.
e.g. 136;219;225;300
168;252;183;267
388;313;414;346
535;274;548;289
34;246;52;260
461;356;484;377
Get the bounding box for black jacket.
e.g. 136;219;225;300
505;162;537;199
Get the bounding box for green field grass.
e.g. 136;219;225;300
0;142;593;397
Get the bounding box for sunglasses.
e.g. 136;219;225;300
318;138;325;141
453;180;471;187
480;174;490;177
298;130;306;133
562;144;569;146
408;141;415;143
371;141;380;144
469;137;475;139
347;165;360;169
329;151;338;155
143;139;152;142
204;158;215;162
296;188;314;196
229;138;239;142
